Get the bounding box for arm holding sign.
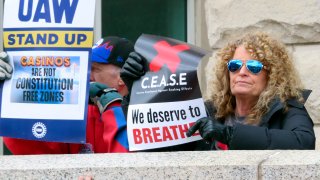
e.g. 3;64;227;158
88;82;129;153
186;117;233;145
120;52;146;118
89;82;123;114
120;52;146;91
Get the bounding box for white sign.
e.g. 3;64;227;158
128;98;205;151
0;0;95;143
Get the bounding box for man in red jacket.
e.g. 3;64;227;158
1;36;133;154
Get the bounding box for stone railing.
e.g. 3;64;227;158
1;151;319;179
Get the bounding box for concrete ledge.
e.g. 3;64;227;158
1;151;320;179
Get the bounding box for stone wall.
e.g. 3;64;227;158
199;0;320;149
204;0;320;49
1;151;319;179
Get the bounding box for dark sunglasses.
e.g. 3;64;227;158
227;59;267;74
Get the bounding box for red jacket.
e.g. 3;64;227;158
3;102;129;154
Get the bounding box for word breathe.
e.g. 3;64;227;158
132;122;199;144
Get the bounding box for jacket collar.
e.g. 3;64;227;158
287;89;312;108
259;89;311;126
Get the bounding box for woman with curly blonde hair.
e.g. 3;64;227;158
187;31;315;150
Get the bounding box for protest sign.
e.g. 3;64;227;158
127;34;210;151
0;0;95;143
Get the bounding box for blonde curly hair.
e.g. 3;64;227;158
207;31;304;125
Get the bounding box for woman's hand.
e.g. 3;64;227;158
187;117;234;145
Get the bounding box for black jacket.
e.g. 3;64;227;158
206;90;316;150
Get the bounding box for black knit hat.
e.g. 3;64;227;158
91;36;134;67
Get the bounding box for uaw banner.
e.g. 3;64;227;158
0;0;95;143
127;34;210;151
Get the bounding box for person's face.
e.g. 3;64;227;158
229;46;268;99
90;62;121;89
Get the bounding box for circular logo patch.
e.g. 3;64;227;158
32;122;47;138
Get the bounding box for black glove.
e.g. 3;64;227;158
186;117;234;145
120;52;146;90
89;82;122;114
